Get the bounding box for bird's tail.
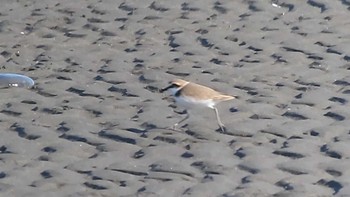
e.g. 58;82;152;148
215;94;237;101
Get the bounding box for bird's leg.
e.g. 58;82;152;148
172;110;190;130
214;107;226;132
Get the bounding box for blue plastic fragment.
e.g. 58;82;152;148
0;73;35;88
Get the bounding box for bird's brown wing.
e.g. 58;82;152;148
181;82;233;100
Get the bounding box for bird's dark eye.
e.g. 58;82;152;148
169;84;179;88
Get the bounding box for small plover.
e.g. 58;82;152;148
160;79;235;132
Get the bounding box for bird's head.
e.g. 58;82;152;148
159;79;188;95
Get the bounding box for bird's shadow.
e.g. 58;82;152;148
138;121;239;141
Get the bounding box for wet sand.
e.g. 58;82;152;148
0;0;349;196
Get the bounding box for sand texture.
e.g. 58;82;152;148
0;0;350;196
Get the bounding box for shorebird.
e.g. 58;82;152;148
160;79;235;132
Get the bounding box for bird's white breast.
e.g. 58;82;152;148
174;95;216;109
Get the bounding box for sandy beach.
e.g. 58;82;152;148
0;0;349;196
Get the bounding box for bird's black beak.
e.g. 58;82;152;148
159;86;170;93
159;84;175;93
159;82;182;93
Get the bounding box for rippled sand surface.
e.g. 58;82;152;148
0;1;349;196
